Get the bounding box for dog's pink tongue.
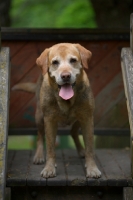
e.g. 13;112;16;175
59;84;74;100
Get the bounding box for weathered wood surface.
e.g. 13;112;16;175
123;187;133;200
27;150;46;186
62;149;87;186
121;47;133;177
0;48;10;200
0;40;129;129
6;149;131;187
7;151;31;186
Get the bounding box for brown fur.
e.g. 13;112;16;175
13;43;101;178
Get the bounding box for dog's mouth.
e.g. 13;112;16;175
58;83;75;100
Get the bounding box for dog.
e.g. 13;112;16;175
13;43;101;178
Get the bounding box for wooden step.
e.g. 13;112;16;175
6;149;132;187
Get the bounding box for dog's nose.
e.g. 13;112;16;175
61;72;71;82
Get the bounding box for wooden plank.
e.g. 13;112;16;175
36;41;55;55
87;41;120;72
0;48;10;200
88;41;128;97
9;64;40;127
27;151;46;186
10;42;38;87
9;62;40;125
2;41;27;58
7;151;31;186
8;127;130;136
10;95;36;128
63;149;87;186
96;96;129;128
123;187;133;200
7;150;15;180
47;150;67;186
6;149;131;188
1;28;129;41
111;149;132;185
94;73;124;125
130;13;133;54
121;47;133;176
5;188;11;200
7;151;14;166
96;149;128;186
9;92;35;124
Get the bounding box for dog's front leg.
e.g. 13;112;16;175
80;116;101;178
41;118;57;178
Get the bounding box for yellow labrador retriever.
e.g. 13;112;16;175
13;43;101;178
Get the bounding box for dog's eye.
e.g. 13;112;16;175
70;58;77;63
52;60;59;65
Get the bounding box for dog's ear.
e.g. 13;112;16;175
36;48;49;75
75;44;92;69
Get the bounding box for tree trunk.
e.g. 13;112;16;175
90;0;132;29
0;0;11;26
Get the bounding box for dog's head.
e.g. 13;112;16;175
36;43;92;100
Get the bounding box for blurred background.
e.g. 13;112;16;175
1;0;132;150
0;0;132;28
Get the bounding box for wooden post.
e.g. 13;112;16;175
0;47;10;200
121;13;133;178
121;48;133;177
131;13;133;54
123;187;133;200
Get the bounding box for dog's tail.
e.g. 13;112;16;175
12;82;36;93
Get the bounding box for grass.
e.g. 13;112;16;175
8;136;34;150
7;135;85;150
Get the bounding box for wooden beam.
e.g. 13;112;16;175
0;48;10;200
121;47;133;177
8;128;130;136
131;13;133;54
1;28;130;41
123;187;133;200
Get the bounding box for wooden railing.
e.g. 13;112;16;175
0;28;10;199
121;13;133;177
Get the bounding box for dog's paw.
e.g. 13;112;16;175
86;166;101;179
41;165;56;178
33;153;45;164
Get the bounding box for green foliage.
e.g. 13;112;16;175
10;0;97;28
56;0;97;28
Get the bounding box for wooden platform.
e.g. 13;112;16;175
6;149;132;187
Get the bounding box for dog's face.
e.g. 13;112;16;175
36;43;92;100
48;44;82;86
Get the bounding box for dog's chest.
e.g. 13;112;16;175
57;101;76;125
